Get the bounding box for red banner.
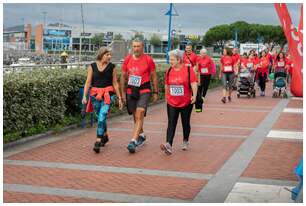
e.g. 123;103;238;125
274;3;303;97
298;4;303;44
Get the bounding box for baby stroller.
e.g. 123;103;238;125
237;68;256;98
272;68;288;98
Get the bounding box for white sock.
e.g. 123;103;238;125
139;133;145;138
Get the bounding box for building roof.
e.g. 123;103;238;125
47;22;71;28
4;25;25;33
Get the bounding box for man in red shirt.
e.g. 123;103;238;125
121;39;159;153
194;48;215;112
183;44;198;70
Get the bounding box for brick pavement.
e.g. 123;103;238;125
3;82;303;203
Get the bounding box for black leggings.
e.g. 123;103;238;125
166;104;193;146
195;75;211;110
258;73;267;92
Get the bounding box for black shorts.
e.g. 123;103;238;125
126;92;151;115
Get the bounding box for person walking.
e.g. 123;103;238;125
194;48;215;112
120;39;159;153
82;47;123;153
160;49;198;155
219;47;236;103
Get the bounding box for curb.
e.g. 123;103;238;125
3;99;167;150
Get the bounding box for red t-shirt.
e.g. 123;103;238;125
220;55;235;73
196;56;214;75
232;53;240;65
165;66;197;108
122;54;156;94
183;52;198;68
257;56;269;76
274;58;286;71
267;52;273;63
240;57;248;68
251;57;259;67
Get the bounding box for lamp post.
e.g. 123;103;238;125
165;3;173;64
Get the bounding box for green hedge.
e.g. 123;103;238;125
4;68;86;142
4;64;221;143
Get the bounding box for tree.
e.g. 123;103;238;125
91;33;104;48
150;34;161;46
229;21;250;44
114;33;123;40
202;24;232;51
202;21;287;52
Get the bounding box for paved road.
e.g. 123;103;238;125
3;82;303;203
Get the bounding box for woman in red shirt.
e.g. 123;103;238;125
160;49;198;155
273;52;287;73
195;48;215;112
219;47;236;103
256;50;270;96
240;52;248;68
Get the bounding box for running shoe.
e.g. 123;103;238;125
93;141;101;153
136;134;146;146
182;141;189;151
127;140;137;153
221;97;226;104
160;143;173;155
100;133;109;147
228;96;232;102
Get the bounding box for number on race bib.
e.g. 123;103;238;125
278;62;285;67
201;68;208;74
224;66;233;72
169;85;184;96
128;75;142;87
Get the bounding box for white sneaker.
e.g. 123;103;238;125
182;141;189;151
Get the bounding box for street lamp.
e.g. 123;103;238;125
165;3;178;64
233;28;239;48
256;34;264;54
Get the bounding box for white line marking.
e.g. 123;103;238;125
283;108;303;114
267;130;303;140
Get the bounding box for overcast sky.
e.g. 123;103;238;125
3;3;302;35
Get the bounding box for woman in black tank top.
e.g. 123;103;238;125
82;47;123;153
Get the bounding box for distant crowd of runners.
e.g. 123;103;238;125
82;39;293;155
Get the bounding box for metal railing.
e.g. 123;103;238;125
3;59;168;74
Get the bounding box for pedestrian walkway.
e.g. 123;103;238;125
3;82;303;203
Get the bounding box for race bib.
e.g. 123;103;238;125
201;68;208;74
278;62;285;67
128;75;142;87
224;66;233;72
185;63;191;67
169;85;184;96
247;63;253;68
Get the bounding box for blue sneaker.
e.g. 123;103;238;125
127;141;137;153
136;135;146;146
